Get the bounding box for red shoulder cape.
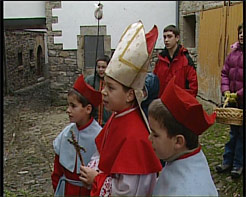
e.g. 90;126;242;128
95;108;162;174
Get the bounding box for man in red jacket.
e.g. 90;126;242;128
154;25;198;97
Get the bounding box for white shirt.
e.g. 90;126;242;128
153;150;218;196
88;150;157;196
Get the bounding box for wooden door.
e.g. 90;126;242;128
225;2;243;56
197;2;243;105
197;6;226;104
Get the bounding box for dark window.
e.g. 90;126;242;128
29;49;34;61
18;52;23;66
84;35;104;68
37;45;43;76
183;14;196;48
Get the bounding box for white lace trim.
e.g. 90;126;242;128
99;176;112;196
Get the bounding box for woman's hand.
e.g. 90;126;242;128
79;165;99;185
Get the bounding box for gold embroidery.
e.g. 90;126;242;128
119;24;147;73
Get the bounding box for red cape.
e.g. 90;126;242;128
95;107;162;174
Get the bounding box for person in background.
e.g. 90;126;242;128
79;21;162;196
85;55;112;127
153;25;198;97
148;77;218;196
141;72;160;118
51;75;102;196
141;72;166;167
215;23;243;179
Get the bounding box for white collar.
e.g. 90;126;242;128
115;107;138;118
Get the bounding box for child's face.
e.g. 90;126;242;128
148;116;177;160
101;76;132;112
66;94;91;128
97;60;108;78
163;31;179;50
238;28;243;45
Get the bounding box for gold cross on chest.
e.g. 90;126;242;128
67;129;86;166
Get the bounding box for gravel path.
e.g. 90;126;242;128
3;93;243;196
4;94;68;196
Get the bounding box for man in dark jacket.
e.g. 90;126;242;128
85;55;112;127
154;25;198;97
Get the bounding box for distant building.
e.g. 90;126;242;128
3;1;243;108
3;1;177;105
3;1;47;95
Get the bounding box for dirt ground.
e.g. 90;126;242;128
3;94;68;196
3;93;244;196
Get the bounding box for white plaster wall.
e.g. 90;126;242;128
3;1;46;19
52;1;177;49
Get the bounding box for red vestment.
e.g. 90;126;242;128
51;118;101;196
91;107;162;196
51;154;90;196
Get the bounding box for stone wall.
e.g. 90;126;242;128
4;30;46;94
46;1;78;106
179;1;223;66
149;49;162;72
46;1;112;106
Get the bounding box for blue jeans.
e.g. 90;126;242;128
222;125;243;168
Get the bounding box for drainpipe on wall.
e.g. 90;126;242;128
44;32;49;78
176;1;180;27
3;31;8;95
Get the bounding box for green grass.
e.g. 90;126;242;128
4;189;53;197
4;189;30;197
200;123;243;196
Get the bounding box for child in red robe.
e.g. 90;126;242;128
79;21;162;196
51;75;102;196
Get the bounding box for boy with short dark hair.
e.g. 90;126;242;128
79;21;162;196
85;55;112;127
164;24;180;37
148;77;218;196
154;24;198;97
51;74;102;196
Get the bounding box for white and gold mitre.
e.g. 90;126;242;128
105;21;158;90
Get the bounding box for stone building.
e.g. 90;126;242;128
4;30;47;95
3;1;243;108
4;1;177;105
45;2;111;105
45;1;244;106
3;3;48;96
